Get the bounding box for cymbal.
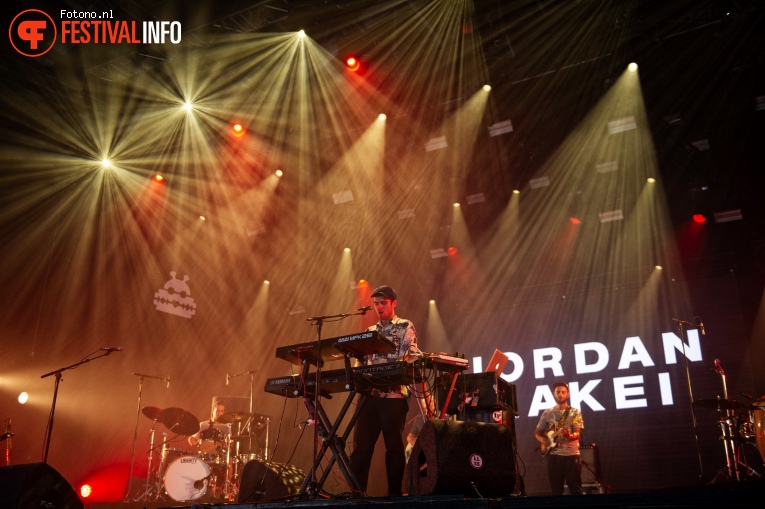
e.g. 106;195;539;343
142;406;163;421
693;398;745;411
217;411;260;424
158;407;200;435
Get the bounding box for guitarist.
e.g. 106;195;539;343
534;382;584;495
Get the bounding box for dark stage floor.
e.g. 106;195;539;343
90;480;763;509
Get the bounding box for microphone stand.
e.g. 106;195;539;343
302;307;367;497
125;373;168;501
227;368;258;497
40;349;117;463
672;318;705;484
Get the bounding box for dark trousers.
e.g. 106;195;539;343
349;396;408;496
546;454;582;495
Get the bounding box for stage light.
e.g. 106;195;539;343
199;216;206;221
101;159;111;168
264;280;270;285
297;30;305;39
596;161;618;174
80;484;92;498
483;84;491;92
628;62;638;72
447;247;457;256
512;189;521;195
344;247;351;253
647;177;656;184
453;202;460;208
488;119;513;136
378;113;386;120
345;56;360;72
466;193;485;204
425;136;448;151
655;265;663;271
529;176;550;189
182;101;192;112
359;279;367;286
692;214;706;224
397;208;415;219
429;299;436;305
599;209;624;223
232;123;245;137
608;116;636;134
713;209;743;223
275;169;283;177
569;217;581;224
18;392;28;404
430;248;448;259
153;174;164;183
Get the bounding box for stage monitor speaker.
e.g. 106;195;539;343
579;444;602;485
0;462;83;509
408;419;515;498
237;460;305;503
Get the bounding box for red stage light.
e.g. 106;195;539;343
692;214;706;224
345;56;360;72
358;279;367;286
569;217;581;224
447;247;457;256
232;123;245;137
153;174;164;183
80;484;92;498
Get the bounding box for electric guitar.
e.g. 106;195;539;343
540;414;582;457
540;426;564;457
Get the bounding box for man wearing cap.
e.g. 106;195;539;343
534;382;584;495
349;285;419;497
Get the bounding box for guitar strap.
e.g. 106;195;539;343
556;406;571;429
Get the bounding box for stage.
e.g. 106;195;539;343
90;480;763;509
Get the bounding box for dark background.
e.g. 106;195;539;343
1;0;764;501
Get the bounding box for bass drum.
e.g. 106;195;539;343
754;405;765;465
164;455;211;502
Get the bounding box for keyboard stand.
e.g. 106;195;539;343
298;353;365;496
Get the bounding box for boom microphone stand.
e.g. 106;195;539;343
672;317;706;484
40;348;123;463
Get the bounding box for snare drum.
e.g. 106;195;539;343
164;455;211;502
199;427;226;455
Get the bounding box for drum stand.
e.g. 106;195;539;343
709;360;763;482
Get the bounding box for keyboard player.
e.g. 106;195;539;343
349;285;420;497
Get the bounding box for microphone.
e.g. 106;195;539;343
356;305;373;315
226;372;230;386
102;347;124;354
699;321;705;335
166;377;171;389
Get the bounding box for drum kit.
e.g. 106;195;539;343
132;405;269;502
693;359;765;482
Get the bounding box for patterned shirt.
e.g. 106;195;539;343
535;406;584;456
361;316;418;398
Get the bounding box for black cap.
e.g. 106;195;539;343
371;285;397;301
552;382;569;390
